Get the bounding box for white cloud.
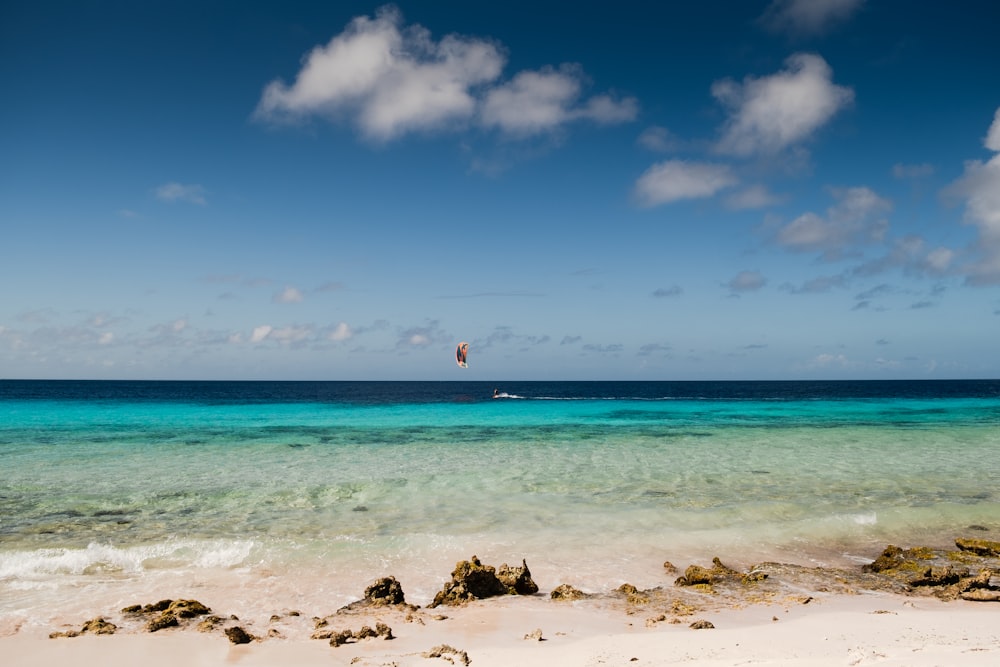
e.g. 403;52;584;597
985;106;1000;152
776;186;890;258
948;155;1000;284
155;182;207;205
329;322;353;341
254;5;504;141
274;286;304;303
728;270;767;292
633;160;737;207
250;325;273;343
713;53;853;157
268;326;313;343
943;106;1000;285
760;0;866;36
812;352;850;367
254;6;634;142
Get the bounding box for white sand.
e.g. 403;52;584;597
4;592;998;667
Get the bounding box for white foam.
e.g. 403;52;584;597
0;539;254;580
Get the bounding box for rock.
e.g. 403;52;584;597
663;560;677;573
328;629;353;647
422;644;471;666
142;599;211;632
689;619;715;629
146;613;179;632
48;630;80;639
675;557;760;587
225;626;254;644
956;537;1000;557
165;599;211;618
910;566;968;587
364;576;406;605
524;628;544;641
375;622;394;639
550;583;587;601
862;545;904;573
960;589;1000;602
429;555;525;607
617;583;650;605
197;616;224;632
81;617;117;635
497;559;539;595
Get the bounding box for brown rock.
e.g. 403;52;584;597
689;619;715;629
422;644;471;666
81;617;117;635
862;545;904;573
960;589;1000;602
364;576;406;605
497;559;539;595
429;555;510;607
146;613;179;632
956;537;1000;557
550;583;587;601
225;626;254;644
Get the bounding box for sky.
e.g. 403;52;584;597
2;0;999;381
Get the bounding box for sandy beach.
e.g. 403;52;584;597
6;546;1000;667
5;592;999;667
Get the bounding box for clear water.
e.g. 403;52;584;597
2;380;999;631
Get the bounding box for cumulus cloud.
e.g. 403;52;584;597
481;64;636;136
254;5;502;140
775;186;890;259
760;0;866;36
155;182;207;205
986;107;1000;152
944;106;1000;285
255;5;634;142
712;53;853;157
633;160;737;207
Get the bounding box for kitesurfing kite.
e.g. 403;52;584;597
456;341;469;368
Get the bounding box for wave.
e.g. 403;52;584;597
0;539;254;580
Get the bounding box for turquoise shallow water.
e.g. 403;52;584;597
2;380;999;625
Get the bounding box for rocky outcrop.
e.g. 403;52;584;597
224;626;254;644
313;622;393;646
955;537;1000;557
429;555;538;607
550;583;589;601
122;598;212;632
862;543;999;601
49;617;117;638
675;557;768;588
364;576;406;605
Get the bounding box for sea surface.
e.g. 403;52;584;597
2;379;999;631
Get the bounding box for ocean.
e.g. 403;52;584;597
2;379;999;631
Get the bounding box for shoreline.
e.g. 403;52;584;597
5;540;1000;666
5;590;999;666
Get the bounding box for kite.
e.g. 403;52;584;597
456;341;469;368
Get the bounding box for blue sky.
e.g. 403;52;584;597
2;0;999;380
